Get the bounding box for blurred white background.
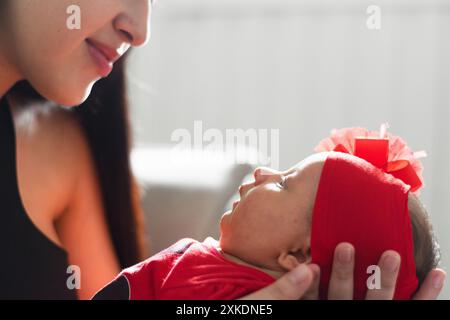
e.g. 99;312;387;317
127;0;449;298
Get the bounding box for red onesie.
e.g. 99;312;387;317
93;237;275;300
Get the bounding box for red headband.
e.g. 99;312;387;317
311;127;422;299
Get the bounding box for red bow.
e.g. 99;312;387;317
333;138;422;192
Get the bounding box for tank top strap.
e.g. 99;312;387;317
0;97;17;195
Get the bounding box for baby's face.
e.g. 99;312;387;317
219;153;327;272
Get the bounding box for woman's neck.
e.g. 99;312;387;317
0;55;22;98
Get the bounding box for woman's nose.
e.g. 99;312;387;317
114;0;151;47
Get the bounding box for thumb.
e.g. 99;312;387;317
240;264;314;300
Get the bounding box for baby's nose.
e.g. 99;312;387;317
254;167;272;179
253;167;280;183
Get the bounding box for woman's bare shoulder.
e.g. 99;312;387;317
12;101;92;167
11;101;95;218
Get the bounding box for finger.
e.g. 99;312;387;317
303;264;321;300
328;242;355;300
240;264;313;300
365;250;401;300
413;268;446;300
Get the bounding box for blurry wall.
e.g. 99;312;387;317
127;0;450;298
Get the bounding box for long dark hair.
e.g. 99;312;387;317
74;56;147;268
6;57;147;269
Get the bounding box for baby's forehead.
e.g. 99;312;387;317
287;153;327;177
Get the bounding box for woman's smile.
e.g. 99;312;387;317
86;39;121;78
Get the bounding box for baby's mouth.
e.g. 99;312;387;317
232;200;240;211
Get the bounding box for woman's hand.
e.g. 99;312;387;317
240;263;320;300
241;242;446;300
326;243;446;300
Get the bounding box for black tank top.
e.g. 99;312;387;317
0;97;77;299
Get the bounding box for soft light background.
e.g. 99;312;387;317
127;0;450;298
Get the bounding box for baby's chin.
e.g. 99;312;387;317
218;211;232;244
219;210;231;232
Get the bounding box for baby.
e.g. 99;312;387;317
93;127;440;300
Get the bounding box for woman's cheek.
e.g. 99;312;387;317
28;56;97;107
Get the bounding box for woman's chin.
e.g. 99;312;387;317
53;84;95;107
58;96;87;107
34;85;92;107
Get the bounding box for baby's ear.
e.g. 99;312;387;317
277;249;311;271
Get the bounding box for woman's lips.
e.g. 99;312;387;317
86;39;115;77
